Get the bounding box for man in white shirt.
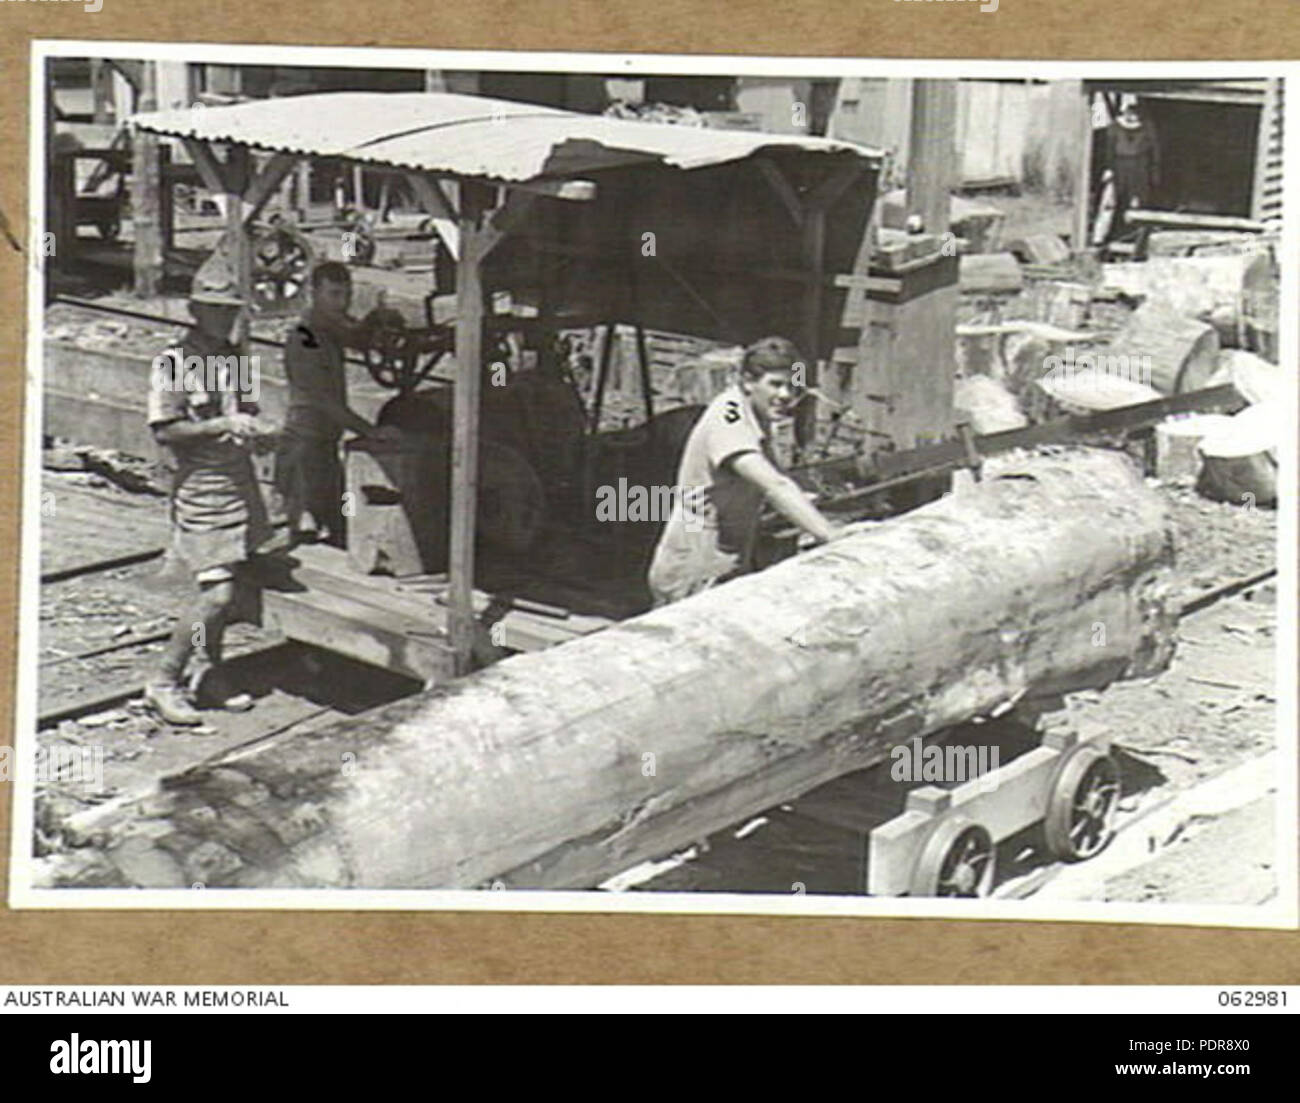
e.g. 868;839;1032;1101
647;336;844;606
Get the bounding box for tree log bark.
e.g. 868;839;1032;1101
38;449;1178;892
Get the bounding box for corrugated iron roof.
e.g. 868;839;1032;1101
130;91;881;183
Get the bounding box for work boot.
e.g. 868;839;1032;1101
189;666;254;713
144;682;204;727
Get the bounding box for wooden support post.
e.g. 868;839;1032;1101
295;159;311;221
1073;87;1095;253
591;322;616;432
90;59;113;125
905;78;956;237
635;324;654;424
448;182;495;674
796;206;826;454
792;159;863;453
131;64;162;298
226;147;252;355
158;144;174;254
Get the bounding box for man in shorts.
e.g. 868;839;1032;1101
647;336;845;607
144;286;278;727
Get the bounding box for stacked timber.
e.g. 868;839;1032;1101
1102;250;1274;347
38;449;1178;892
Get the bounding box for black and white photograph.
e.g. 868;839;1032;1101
10;43;1296;927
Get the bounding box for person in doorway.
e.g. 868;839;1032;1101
144;286;278;726
1104;100;1161;240
646;336;846;607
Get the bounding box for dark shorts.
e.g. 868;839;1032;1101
274;433;344;531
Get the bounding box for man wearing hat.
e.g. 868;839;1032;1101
144;282;279;726
1104;99;1161;241
646;336;845;607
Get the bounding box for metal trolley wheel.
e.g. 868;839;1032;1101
908;814;997;898
1043;743;1120;861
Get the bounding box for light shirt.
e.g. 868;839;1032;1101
647;384;773;605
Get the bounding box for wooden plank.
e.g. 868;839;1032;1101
261;588;455;685
1126;209;1266;233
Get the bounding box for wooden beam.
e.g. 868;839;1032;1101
404;171;460;261
809;160;865;212
1124;208;1266;234
447;182;494;673
756;159;804;227
181;137;231;197
241;152;300;223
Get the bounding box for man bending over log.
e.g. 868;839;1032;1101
647;336;844;606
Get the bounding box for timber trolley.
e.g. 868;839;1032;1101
867;724;1121;897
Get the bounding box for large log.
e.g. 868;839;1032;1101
39;449;1178;892
1112;300;1219;395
